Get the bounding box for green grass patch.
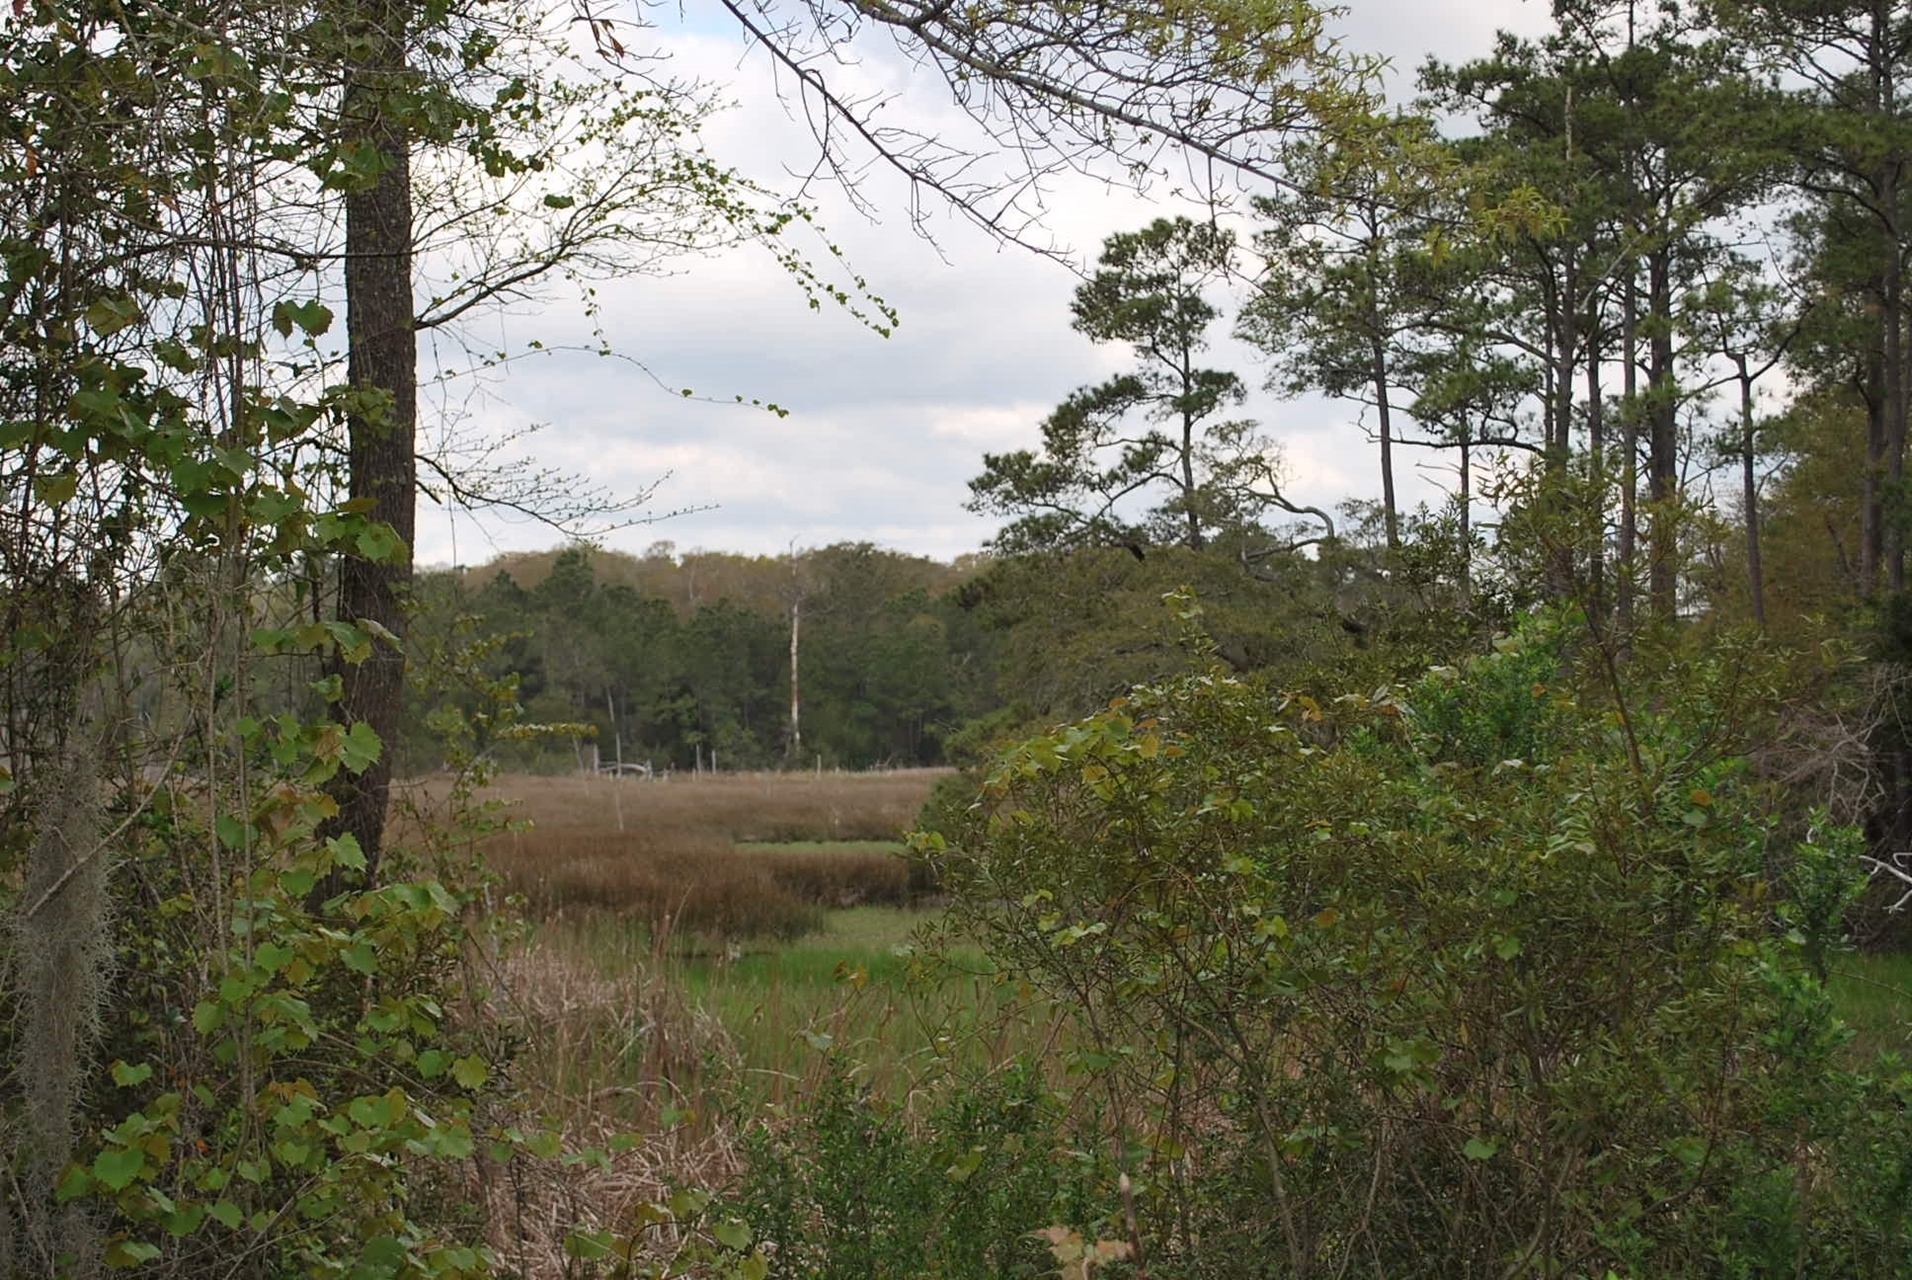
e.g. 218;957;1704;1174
1831;951;1912;1060
731;838;910;856
513;906;1022;1114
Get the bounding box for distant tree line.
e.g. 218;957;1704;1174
400;543;1005;773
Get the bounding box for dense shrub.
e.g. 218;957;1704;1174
922;612;1912;1276
732;1062;1123;1280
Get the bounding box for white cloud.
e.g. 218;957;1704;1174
415;0;1553;568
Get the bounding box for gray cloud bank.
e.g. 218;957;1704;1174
416;0;1549;567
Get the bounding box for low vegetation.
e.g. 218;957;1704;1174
459;771;942;941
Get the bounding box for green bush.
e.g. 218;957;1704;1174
732;1062;1123;1280
925;611;1912;1277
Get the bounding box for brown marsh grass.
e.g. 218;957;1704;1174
462;768;948;842
458;769;950;941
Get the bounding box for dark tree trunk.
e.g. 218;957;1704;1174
1736;357;1765;626
320;0;414;899
1647;247;1678;618
1864;349;1886;598
1369;332;1398;551
1587;327;1605;619
1618;270;1639;633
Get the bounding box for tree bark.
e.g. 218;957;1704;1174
1647;246;1678;618
1618;270;1639;633
1369;331;1398;551
1587;326;1605;619
1737;356;1765;626
788;597;802;759
320;0;414;898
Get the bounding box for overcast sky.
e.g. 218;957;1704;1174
415;0;1556;568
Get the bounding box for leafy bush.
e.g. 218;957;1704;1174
731;1062;1122;1279
925;611;1912;1276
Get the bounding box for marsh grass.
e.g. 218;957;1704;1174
451;770;947;942
1830;951;1912;1059
455;765;1067;1271
454;768;949;841
519;907;1021;1102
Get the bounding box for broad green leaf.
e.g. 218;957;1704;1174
451;1055;489;1090
340;722;382;774
92;1146;145;1191
111;1060;154;1087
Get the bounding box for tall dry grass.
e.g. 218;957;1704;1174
472;927;747;1278
462;768;946;842
441;769;962;1275
456;770;948;942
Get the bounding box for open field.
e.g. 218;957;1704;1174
463;766;1912;1278
1831;951;1912;1059
456;768;948;840
447;769;952;941
461;769;992;1106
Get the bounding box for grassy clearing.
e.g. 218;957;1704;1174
471;769;994;1117
459;770;950;941
449;768;948;841
1831;951;1912;1059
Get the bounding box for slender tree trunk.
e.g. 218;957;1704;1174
1884;185;1906;595
1587;326;1605;618
320;0;414;896
1546;251;1578;597
788;598;802;759
1180;404;1204;551
1737;357;1765;626
1369;332;1398;551
1459;424;1472;596
1618;270;1639;632
1864;350;1886;598
1554;255;1578;475
1647;247;1678;618
1876;0;1908;596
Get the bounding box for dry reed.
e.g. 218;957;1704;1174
454;770;945;940
438;768;947;842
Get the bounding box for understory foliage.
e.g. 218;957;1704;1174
732;1065;1118;1280
909;606;1912;1276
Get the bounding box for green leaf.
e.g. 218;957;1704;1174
543;193;577;209
207;1200;243;1229
34;471;78;507
192;1001;227;1034
55;1165;93;1202
713;1219;752;1251
92;1146;146;1191
340;722;382;774
564;1231;616;1260
326;834;367;871
85;295;143;336
355;521;405;564
1462;1137;1498;1161
451;1055;489;1090
271;298;333;337
111;1060;154;1088
1494;935;1521;961
106;1240;162;1267
163;1204;207;1236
